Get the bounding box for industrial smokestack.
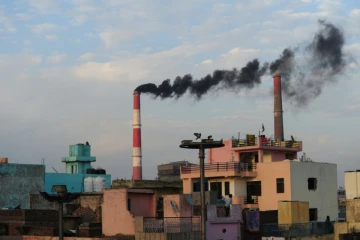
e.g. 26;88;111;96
273;72;284;141
133;91;142;180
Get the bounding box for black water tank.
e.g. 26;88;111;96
86;168;96;174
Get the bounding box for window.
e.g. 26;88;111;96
71;165;77;174
193;206;201;216
276;178;284;193
247;181;262;196
210;182;222;199
225;182;230;195
309;208;318;221
127;198;131;211
308;178;317;191
285;153;293;160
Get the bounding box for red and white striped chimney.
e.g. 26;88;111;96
133;91;142;180
273;72;284;141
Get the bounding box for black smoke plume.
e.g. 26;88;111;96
269;20;348;106
136;59;268;100
135;20;349;106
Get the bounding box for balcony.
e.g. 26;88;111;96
232;136;302;151
180;162;257;178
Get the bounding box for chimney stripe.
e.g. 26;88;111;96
133;91;142;180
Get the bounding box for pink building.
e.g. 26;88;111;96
180;73;338;221
102;188;156;236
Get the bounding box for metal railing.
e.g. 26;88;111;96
181;162;256;174
143;217;201;233
232;138;301;149
262;221;334;237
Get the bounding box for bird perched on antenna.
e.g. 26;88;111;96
194;133;201;140
208;135;212;140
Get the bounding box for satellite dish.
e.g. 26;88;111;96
170;200;179;212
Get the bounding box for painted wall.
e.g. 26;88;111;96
344;171;360;200
163;194;192;218
206;204;242;240
45;173;111;193
102;189;156;236
290;161;338;221
0;163;45;209
208;140;237;163
254;161;292;211
102;189;135;236
128;192;156;217
278;201;310;224
65;162;91;174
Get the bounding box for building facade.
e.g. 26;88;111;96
181;137;338;221
0;161;45;209
45;143;111;193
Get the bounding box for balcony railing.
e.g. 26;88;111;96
262;221;334;237
143;217;201;233
232;137;301;149
244;195;258;204
181;162;256;174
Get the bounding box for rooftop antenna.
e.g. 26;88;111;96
41;158;45;165
52;167;58;173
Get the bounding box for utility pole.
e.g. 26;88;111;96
180;134;224;240
40;185;80;240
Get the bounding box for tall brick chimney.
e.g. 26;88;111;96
132;91;142;180
273;72;284;141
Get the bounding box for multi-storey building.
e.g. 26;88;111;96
180;72;338;221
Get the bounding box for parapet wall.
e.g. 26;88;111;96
112;180;182;189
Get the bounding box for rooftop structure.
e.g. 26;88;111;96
157;160;195;181
46;143;111;193
61;142;96;174
180;72;338;221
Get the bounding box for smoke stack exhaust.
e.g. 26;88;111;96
273;72;284;141
133;91;142;180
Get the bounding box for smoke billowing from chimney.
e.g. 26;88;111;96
135;20;350;106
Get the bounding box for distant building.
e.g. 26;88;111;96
338;187;346;221
0;158;45;209
45;143;111;193
344;170;360;199
157;160;195;181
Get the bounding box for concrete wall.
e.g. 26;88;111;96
128;192;156;217
102;189;156;236
344;171;360;199
163;195;192;218
206;204;242;240
45;173;111;193
290;161;338;221
208;140;237;163
254;161;292;211
0;163;45;209
278;201;309;224
102;189;135;236
334;222;360;240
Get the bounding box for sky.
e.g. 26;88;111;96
0;0;359;187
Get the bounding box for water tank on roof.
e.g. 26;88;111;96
84;177;94;192
86;168;96;174
96;168;106;174
93;176;106;192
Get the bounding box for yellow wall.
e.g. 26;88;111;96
278;201;309;224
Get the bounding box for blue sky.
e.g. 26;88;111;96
0;0;359;186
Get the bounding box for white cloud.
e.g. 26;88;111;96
29;23;65;34
27;0;60;13
0;8;16;32
77;52;95;62
47;54;66;64
72;43;217;81
201;59;213;65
